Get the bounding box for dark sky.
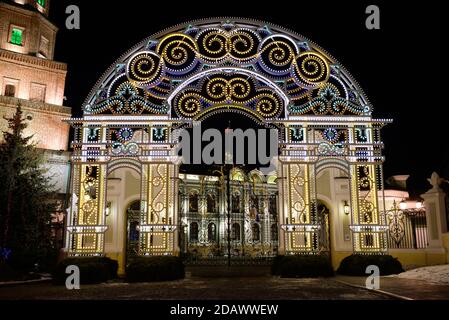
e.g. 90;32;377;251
48;0;446;195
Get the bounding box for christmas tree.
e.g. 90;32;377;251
0;104;56;273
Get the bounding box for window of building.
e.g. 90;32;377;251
269;194;277;215
30;83;46;103
207;223;216;242
271;224;278;241
252;223;260;242
250;194;259;212
231;223;240;241
206;192;216;213
4;84;16;97
190;222;199;242
10;28;23;46
232;192;240;213
189;192;198;212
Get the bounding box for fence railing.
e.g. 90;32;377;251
385;203;428;249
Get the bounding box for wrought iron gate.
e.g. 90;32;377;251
178;172;279;265
126;201;141;263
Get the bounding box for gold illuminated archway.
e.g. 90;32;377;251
65;18;390;258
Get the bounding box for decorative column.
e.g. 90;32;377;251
349;164;388;253
279;162;318;254
67;163;108;256
139;163;178;256
421;172;448;249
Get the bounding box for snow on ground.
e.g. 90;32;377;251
389;264;449;285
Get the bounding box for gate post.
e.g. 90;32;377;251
139;162;179;256
349;164;388;254
421;172;448;250
278;162;318;254
66;163;108;256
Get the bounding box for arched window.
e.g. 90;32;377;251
207;192;216;213
232;192;240;213
231;223;241;241
190;222;199;242
249;194;259;220
189;191;198;212
208;223;216;242
271;224;278;241
252;223;260;242
129;221;140;241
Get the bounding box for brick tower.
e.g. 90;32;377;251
0;0;71;245
0;0;71;151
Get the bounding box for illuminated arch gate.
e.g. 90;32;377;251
64;18;391;258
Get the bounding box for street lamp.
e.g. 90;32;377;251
105;201;111;217
343;200;350;215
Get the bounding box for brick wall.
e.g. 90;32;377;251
0;51;67;105
0;96;71;150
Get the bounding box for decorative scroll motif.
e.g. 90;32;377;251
314;126;349;160
350;164;387;253
84;20;370;117
85;74;169;115
178;169;279;259
317;142;345;156
357;166;378;224
111;142;140;156
288;80;368;115
127;51;164;87
173;74;283;119
386;203;406;245
68;164;107;255
79;165;101;225
148;164;168;224
66;19;390;260
140;163;176;255
288;164;309;224
280;163;319;254
385;201;428;249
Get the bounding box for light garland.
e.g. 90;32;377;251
65;19;391;258
78;20;373;119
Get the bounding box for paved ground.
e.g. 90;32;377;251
3;272;449;300
336;275;449;300
0;277;392;300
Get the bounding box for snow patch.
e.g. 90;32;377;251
389;264;449;285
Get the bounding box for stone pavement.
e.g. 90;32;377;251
2;274;447;300
0;277;392;300
336;275;449;300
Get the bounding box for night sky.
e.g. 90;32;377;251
47;0;446;195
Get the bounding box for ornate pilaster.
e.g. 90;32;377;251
67;163;108;256
280;162;318;253
139;163;178;255
349;164;388;253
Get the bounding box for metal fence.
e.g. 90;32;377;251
385;204;428;249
